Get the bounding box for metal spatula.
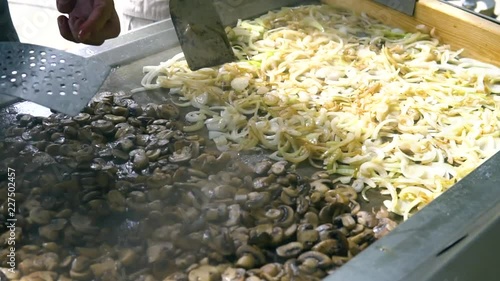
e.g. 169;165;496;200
373;0;417;16
170;0;236;70
0;42;111;116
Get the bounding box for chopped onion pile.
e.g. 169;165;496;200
138;5;500;220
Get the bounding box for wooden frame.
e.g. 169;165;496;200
322;0;500;66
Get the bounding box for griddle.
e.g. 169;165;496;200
1;1;499;280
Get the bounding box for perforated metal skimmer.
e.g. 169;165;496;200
0;42;111;116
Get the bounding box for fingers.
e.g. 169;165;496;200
57;0;121;46
79;3;121;45
79;16;120;46
88;13;121;44
78;2;110;40
69;16;85;42
57;16;78;43
56;0;77;14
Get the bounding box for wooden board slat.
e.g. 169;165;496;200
322;0;500;66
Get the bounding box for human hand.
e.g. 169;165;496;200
56;0;120;45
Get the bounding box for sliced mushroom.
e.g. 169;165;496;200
309;179;332;193
245;192;271;209
252;175;276;191
312;239;341;256
356;211;377;228
226;204;242;226
130;149;149;171
186;266;218;281
259;263;285;281
235;245;266;269
169;145;193;164
91;120;115;134
29;207;52;225
253;160;272;175
318;203;351;224
104;114;127;124
147;242;174;263
297;251;333;269
373;217;398;239
333;214;357;230
89;258;118;278
273;205;295;228
221;267;245;281
301;211;319;227
38;219;67;241
348;228;374;245
276;242;304;258
297;224;319;249
270;161;288;175
70;213;99;234
157;103;180;120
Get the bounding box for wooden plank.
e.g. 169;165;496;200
322;0;500;66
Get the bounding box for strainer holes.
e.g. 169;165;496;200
0;82;5;87
72;91;78;95
75;71;81;76
30;63;36;67
61;84;66;88
29;56;35;60
11;71;17;75
29;50;35;54
10;78;16;83
60;59;66;63
59;91;66;96
40;66;46;71
50;55;57;59
50;63;57;67
47;91;53;95
41;58;47;63
0;75;6;79
21;73;27;78
72;82;79;89
22;88;28;93
40;51;46;56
